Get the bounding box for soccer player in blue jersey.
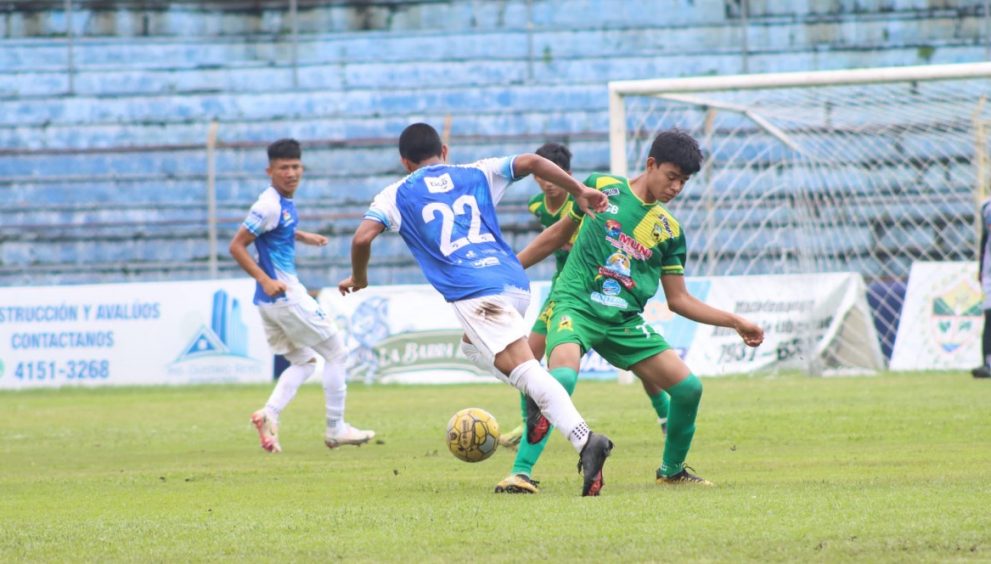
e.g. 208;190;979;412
338;123;614;496
230;138;374;454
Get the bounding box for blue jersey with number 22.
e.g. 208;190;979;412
364;156;530;302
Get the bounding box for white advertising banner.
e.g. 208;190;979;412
320;284;546;384
889;261;982;371
320;272;884;382
680;272;885;376
0;279;273;389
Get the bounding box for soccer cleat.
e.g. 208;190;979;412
324;424;376;449
493;473;540;494
972;365;991;379
498;425;523;451
524;395;551;445
577;432;614;497
250;409;281;453
656;465;714;486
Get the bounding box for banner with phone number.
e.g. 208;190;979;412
0;279;272;389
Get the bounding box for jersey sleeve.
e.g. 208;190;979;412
363;179;403;232
661;232;687;276
527;192;542;219
473;156;521;204
242;196;281;236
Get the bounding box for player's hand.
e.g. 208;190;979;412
338;275;368;296
575;188;608;218
300;232;328;247
261;278;287;297
735;318;764;347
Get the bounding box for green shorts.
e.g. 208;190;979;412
544;301;671;370
530;294;553;335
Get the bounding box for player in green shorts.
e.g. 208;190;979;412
500;130;764;491
496;143;574;453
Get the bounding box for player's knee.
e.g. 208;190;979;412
313;334;347;363
669;373;702;404
284;347;318;366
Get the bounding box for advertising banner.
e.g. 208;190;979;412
0;279;272;389
889;261;982;371
321;272;884;382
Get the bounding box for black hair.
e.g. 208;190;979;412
648;129;703;175
398;123;443;163
535;142;572;171
267;138;301;161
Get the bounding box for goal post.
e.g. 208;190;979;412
608;62;991;373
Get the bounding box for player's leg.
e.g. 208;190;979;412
452;293;612;496
641;377;670;435
252;346;318;453
974;309;991;378
629;350;710;485
311;334;375;448
499;304;552;452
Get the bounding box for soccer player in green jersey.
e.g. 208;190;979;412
506;130;764;489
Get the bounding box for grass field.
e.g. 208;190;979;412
2;372;989;562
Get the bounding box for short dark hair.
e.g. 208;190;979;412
648;129;703;175
267;138;301;161
398;123;443;163
535;142;572;171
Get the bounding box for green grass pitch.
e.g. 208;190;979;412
2;372;989;562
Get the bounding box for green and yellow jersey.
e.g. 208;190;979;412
527;192;576;277
550;173;686;324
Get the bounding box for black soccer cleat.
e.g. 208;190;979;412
656;465;714;486
577;432;613;496
972;365;991;379
524;394;551;445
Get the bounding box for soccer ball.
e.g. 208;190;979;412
446;407;500;463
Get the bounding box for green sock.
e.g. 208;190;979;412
510;367;578;476
659;374;703;477
648;389;670;426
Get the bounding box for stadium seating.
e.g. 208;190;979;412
0;0;986;289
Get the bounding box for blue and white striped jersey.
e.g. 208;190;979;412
364;157;530;302
242;186;307;306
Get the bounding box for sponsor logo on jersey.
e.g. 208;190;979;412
591;292;629;309
605;220;622;238
604;252;631;276
425;173;455;193
281;208;295;227
601;187;620;197
601;279;622;296
606;232;653;261
557;315;573;332
472;257;500;268
597;266;635;289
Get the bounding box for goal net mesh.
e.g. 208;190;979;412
612;65;991;362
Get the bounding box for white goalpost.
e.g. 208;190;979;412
608;63;991;373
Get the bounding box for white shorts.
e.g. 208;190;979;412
451;289;530;360
258;296;339;355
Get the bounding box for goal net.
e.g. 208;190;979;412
608;63;991;373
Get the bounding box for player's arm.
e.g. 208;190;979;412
339;219;386;295
517;215;579;269
229;227;286;297
512;154;607;217
661;274;764;347
295;229;328;247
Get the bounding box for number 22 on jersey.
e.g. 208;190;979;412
421;195;494;256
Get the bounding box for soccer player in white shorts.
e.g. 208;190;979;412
229;138;374;453
337;123;614;496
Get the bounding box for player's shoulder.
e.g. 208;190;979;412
251;187;283;213
527;191;543;208
583;172;628;192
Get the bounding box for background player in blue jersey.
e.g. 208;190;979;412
230;138;374;453
338;123;614;496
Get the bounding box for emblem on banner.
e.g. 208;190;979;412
175;289;250;361
929;278;982;354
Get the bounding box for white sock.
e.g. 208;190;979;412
313;336;349;433
265;362;316;418
509;359;590;451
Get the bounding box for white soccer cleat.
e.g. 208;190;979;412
250;409;282;453
324;424;375;449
